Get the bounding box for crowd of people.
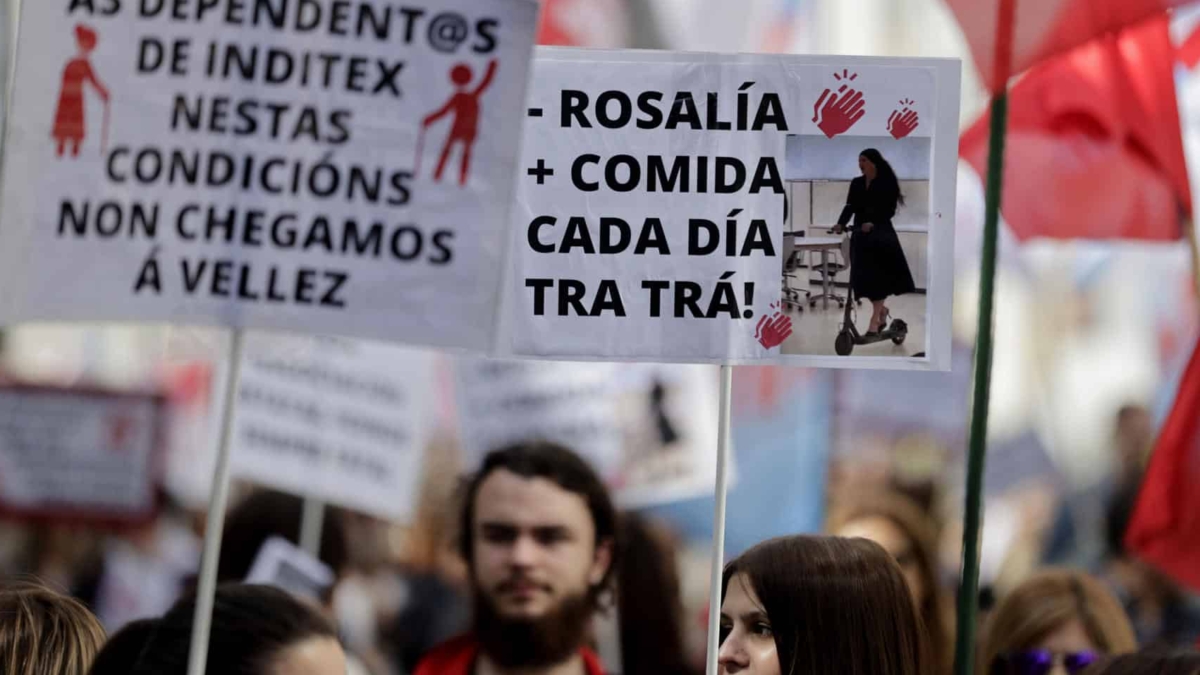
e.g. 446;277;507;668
1;429;1198;675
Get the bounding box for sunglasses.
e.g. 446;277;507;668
992;650;1100;675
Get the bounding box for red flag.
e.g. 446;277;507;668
960;17;1191;241
1126;338;1200;592
946;0;1190;91
536;0;628;47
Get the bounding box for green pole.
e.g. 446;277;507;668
952;88;1009;675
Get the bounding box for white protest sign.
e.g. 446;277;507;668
0;0;539;351
504;50;960;370
230;332;433;521
0;385;163;522
245;536;334;601
455;359;725;507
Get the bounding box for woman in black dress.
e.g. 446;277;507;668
835;149;916;334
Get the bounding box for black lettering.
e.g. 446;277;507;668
596;91;632;129
606;155;639;192
211;260;234;296
182;259;208;293
675;282;704;318
528;215;556;254
562;90;591;128
526;278;553;315
560;217;595;254
295;268;317;304
430;231;454;265
637;92;664;129
559;280;588;316
321;271;348;308
642;280;669;317
599;217;630;254
571;154;600;192
137;37;164;74
689;219;719;255
473;18;499;54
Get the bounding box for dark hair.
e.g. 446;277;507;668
722;535;928;675
88;619;157;675
217;489;348;585
128;584;337;675
860;148;905;207
618;512;694;675
828;492;953;675
458;442;618;605
1084;651;1200;675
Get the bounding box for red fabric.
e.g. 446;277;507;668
1179;24;1200;70
960;16;1191;241
1126;339;1200;593
536;0;626;48
414;635;607;675
945;0;1187;91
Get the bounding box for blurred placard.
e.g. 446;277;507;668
230;333;434;521
455;360;725;507
0;384;164;523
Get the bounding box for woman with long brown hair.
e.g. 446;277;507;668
718;535;928;675
829;491;954;675
983;570;1137;675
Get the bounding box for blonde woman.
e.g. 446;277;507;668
0;582;106;675
983;570;1137;675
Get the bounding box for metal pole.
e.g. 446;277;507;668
704;365;734;675
186;329;245;675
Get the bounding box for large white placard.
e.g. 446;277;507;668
455;359;725;507
0;385;163;521
230;332;433;521
504;49;960;370
0;0;538;351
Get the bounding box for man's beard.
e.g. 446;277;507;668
473;585;593;669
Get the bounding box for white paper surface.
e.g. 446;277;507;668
0;0;538;352
455;359;725;507
503;49;960;370
230;332;434;521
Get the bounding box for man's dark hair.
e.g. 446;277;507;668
217;489;349;586
457;442;619;604
126;584;336;675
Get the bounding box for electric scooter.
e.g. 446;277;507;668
829;226;907;356
834;287;907;356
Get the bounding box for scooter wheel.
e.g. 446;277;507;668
835;331;854;356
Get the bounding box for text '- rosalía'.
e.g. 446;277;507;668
525;272;756;320
561;83;787;132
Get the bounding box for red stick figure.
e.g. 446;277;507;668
421;59;498;186
52;24;110;158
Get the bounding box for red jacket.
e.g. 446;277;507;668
414;635;606;675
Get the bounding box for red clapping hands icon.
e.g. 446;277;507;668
755;306;794;350
888;99;919;140
813;70;865;139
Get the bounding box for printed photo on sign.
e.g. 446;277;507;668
454;359;725;507
503;50;960;370
0;0;539;351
